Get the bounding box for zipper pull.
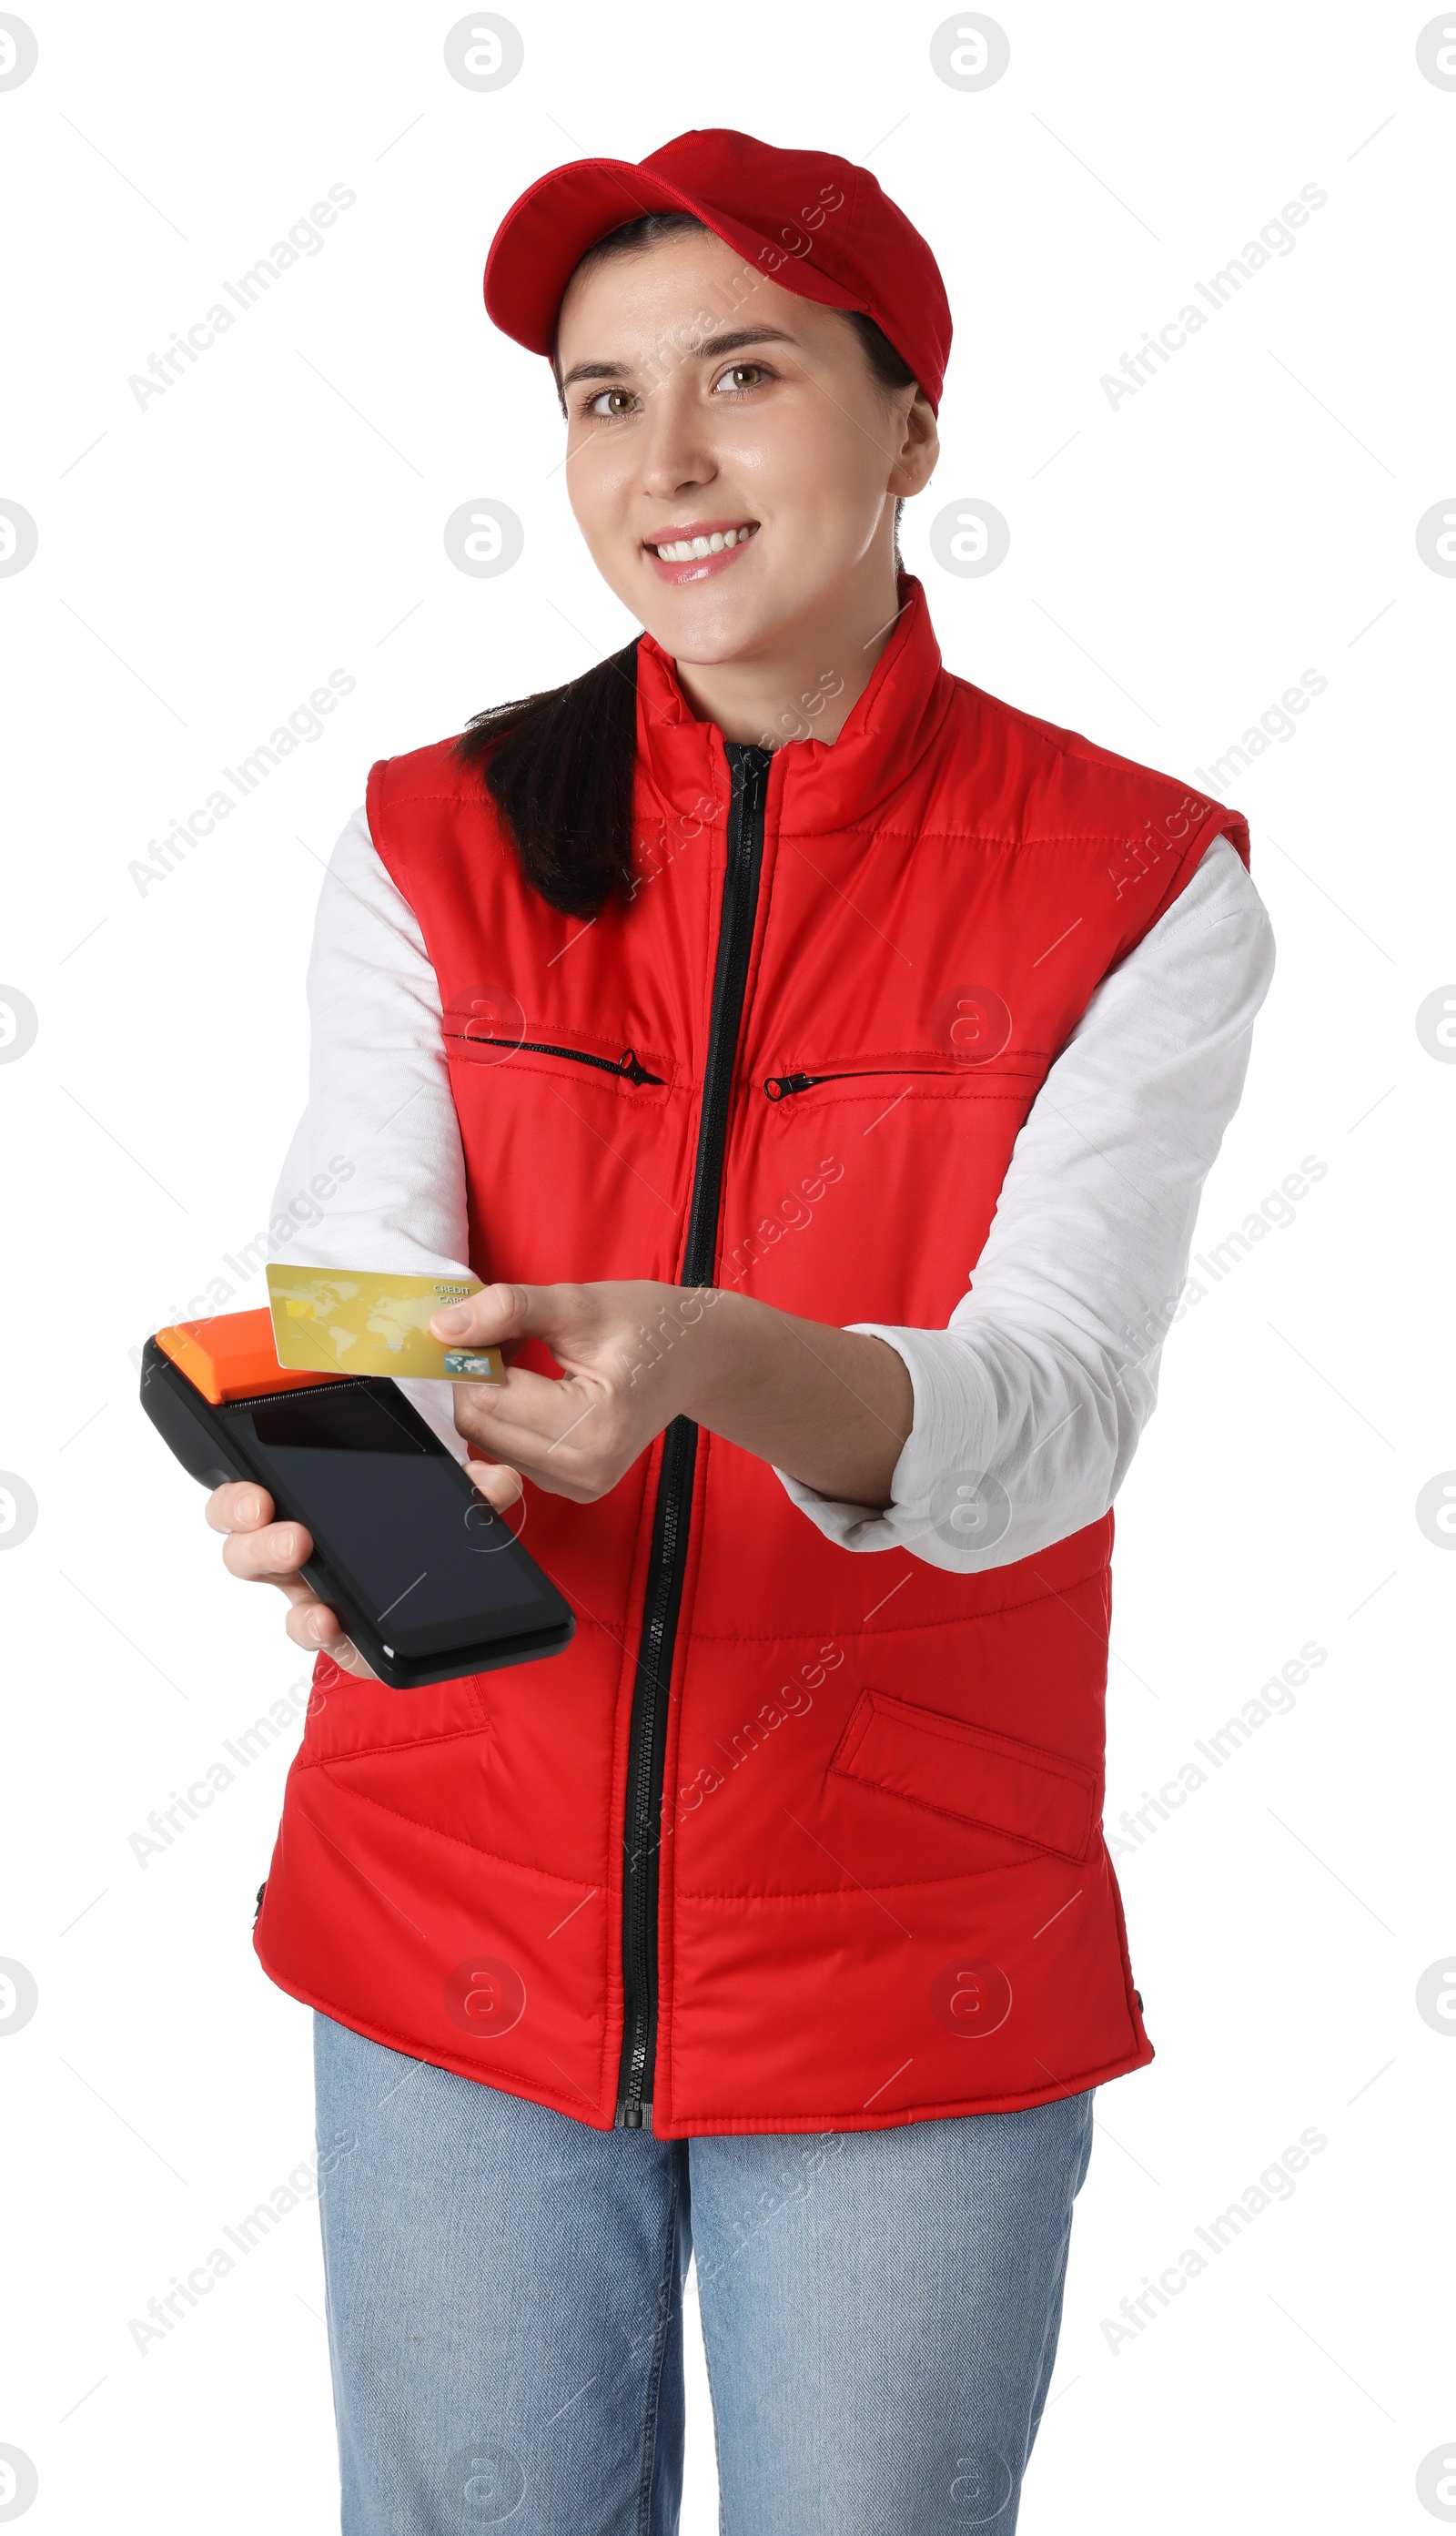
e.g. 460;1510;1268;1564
618;1049;665;1086
763;1071;818;1101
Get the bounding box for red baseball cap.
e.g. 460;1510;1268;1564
483;127;952;412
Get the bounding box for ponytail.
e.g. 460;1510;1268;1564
453;639;641;920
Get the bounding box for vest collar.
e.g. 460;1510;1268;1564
633;573;956;831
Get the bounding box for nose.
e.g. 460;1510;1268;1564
635;374;718;505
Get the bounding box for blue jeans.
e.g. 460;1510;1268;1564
313;2012;1095;2534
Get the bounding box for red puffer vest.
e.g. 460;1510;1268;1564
256;577;1248;2136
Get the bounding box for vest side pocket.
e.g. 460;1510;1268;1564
828;1687;1098;1863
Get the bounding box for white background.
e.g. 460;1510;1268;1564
2;2;1452;2528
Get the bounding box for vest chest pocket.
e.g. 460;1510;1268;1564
762;1051;1044;1112
761;982;1042;1106
829;1687;1098;1863
442;993;674;1101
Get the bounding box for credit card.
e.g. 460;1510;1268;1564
265;1264;506;1383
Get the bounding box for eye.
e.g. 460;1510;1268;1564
712;362;773;395
582;387;641;421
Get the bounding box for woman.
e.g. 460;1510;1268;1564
209;130;1273;2534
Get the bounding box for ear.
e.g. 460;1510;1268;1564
890;389;939;499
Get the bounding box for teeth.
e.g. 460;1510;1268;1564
652;525;753;560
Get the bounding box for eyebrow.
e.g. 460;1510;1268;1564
558;325;800;392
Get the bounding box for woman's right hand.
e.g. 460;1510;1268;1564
203;1482;379;1679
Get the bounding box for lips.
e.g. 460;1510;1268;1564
644;519;760;585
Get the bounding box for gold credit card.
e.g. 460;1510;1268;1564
265;1264;505;1384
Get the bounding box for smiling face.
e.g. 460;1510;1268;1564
554;226;937;675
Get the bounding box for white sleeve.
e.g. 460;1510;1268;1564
774;835;1276;1569
269;803;471;1456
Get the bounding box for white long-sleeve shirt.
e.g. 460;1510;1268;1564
272;803;1274;1571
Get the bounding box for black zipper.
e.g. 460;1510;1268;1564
615;740;772;2128
764;1065;963;1100
448;1034;664;1087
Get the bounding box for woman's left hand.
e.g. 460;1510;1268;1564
432;1281;720;1505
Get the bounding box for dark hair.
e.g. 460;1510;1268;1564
454;213;920;919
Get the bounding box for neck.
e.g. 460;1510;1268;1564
670;550;905;750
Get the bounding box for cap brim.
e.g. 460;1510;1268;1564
483;156;866;358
